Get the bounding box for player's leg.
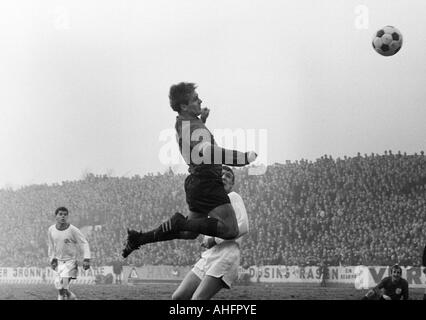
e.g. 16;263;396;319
157;175;237;237
58;281;70;300
54;277;62;300
122;213;202;258
205;203;238;239
63;261;78;300
144;210;206;242
67;279;77;300
172;271;201;300
193;241;239;300
122;206;238;258
68;290;77;300
170;174;239;238
159;204;239;238
172;175;238;239
57;284;65;300
122;204;241;258
61;277;71;299
160;203;239;239
68;292;77;300
150;192;238;238
122;176;237;258
58;288;65;300
191;275;226;300
54;264;65;300
122;229;191;258
141;208;236;242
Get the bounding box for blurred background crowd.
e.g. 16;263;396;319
0;151;425;268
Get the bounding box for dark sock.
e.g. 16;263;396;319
140;229;200;244
423;293;426;300
138;216;219;244
141;227;180;244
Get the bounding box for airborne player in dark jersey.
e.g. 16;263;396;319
362;264;409;300
122;82;257;258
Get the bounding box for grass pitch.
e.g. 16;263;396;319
0;283;424;300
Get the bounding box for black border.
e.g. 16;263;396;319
3;299;422;319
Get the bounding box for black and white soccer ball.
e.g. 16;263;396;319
372;26;403;56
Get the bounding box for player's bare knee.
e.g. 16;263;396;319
172;290;188;300
223;231;238;240
171;292;180;300
191;293;203;300
221;224;239;239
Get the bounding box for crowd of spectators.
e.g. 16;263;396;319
0;151;425;268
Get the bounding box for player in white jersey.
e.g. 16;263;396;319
172;166;249;300
47;207;91;300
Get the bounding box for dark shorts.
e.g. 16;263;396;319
184;174;230;215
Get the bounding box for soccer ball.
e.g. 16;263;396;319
372;26;403;56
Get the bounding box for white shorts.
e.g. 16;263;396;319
56;260;78;279
192;241;240;288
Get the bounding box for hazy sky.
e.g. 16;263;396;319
0;0;425;188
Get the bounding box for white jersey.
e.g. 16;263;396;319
47;224;91;262
207;191;249;246
193;191;249;287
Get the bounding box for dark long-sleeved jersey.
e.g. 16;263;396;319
376;276;409;300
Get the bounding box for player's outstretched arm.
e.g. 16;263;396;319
362;280;384;300
72;226;91;262
47;229;56;269
198;141;257;167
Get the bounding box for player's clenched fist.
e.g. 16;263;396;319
83;259;91;270
201;237;216;249
200;107;210;123
51;258;58;270
246;151;257;163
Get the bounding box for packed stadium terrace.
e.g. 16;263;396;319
0;151;425;268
